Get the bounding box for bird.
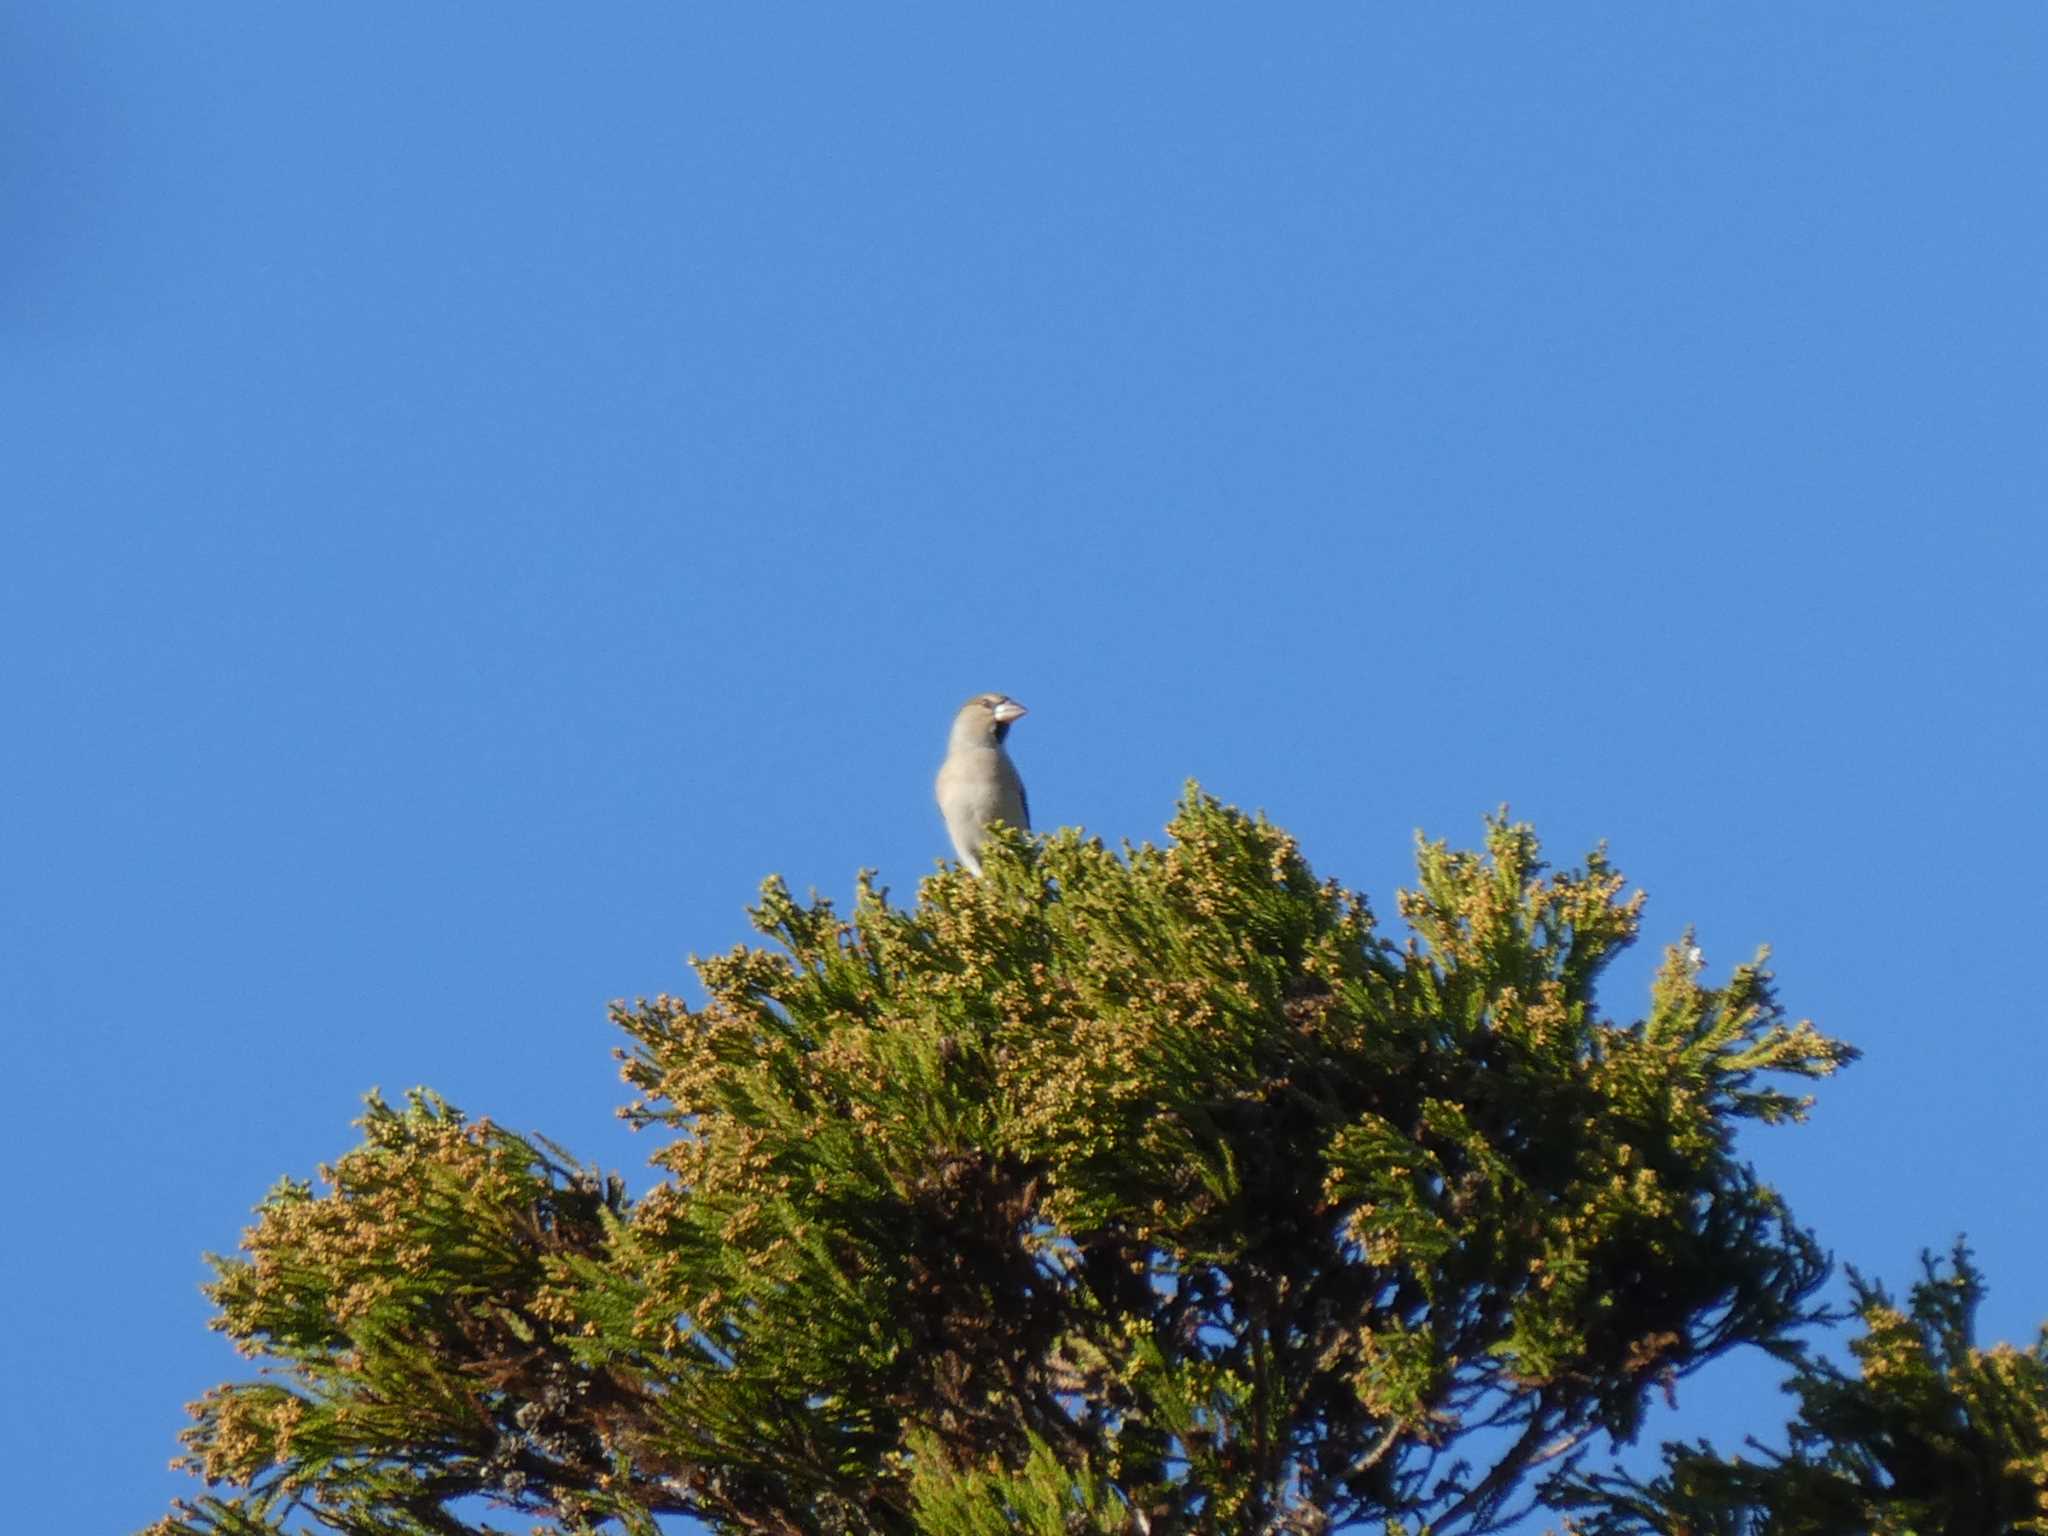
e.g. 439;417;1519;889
935;693;1030;875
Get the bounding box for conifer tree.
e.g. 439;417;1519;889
151;790;1870;1536
1557;1244;2048;1534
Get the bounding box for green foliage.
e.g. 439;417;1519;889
152;789;1861;1536
1556;1244;2048;1535
149;1090;642;1536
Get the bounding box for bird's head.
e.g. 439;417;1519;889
955;692;1028;746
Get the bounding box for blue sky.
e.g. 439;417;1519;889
3;6;2043;1532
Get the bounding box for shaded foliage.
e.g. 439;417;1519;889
151;790;1859;1536
1557;1244;2048;1535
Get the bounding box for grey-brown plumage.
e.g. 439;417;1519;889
934;693;1030;875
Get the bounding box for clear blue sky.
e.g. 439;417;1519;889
3;7;2042;1532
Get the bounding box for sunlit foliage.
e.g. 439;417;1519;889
152;790;1868;1536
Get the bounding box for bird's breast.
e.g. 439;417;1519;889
936;747;1025;824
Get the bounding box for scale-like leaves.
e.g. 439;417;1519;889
154;791;1859;1536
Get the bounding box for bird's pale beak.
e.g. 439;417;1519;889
991;699;1028;724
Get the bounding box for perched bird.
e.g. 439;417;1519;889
934;693;1030;875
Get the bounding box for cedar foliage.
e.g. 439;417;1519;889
1557;1243;2048;1534
154;789;1932;1536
